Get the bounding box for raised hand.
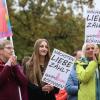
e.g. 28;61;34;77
5;56;17;66
42;84;54;93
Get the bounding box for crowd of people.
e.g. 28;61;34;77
0;38;100;100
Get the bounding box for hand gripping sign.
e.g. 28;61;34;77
42;49;76;89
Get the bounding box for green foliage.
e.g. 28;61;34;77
6;0;93;60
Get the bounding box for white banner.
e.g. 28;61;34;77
85;9;100;44
42;49;76;89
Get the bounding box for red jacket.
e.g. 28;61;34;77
0;59;29;100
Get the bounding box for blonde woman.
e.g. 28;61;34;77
26;39;59;100
0;40;28;100
76;43;100;100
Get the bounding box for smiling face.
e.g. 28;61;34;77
39;41;48;57
85;44;95;58
33;39;50;64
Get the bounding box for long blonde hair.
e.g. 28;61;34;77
26;39;50;86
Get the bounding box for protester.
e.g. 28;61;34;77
25;38;59;100
0;40;28;100
65;50;83;100
72;50;83;60
76;43;100;100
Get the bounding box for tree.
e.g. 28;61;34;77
6;0;94;60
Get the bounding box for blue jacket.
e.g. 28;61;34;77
65;65;78;100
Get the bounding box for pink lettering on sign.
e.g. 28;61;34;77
55;73;65;84
96;30;100;38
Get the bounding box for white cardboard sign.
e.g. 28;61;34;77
42;49;76;89
85;10;100;44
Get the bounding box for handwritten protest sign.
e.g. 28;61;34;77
42;49;76;89
85;9;100;44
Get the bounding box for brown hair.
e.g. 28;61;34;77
26;39;50;86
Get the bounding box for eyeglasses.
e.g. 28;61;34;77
4;47;14;50
86;47;94;50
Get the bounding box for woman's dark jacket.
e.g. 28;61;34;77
28;82;59;100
